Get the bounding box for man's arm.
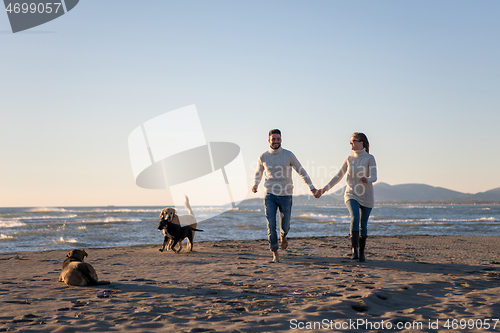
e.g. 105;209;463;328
252;157;265;193
290;153;317;195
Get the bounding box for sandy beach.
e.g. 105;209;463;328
1;235;499;332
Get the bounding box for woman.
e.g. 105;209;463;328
316;132;377;262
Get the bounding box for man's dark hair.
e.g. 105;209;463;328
269;129;281;136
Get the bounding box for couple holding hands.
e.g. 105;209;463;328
252;129;377;263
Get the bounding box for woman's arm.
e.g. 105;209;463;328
360;155;377;183
366;155;377;183
323;157;348;192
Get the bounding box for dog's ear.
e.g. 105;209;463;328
82;250;88;258
66;250;74;258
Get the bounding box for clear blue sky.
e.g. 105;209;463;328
1;0;499;207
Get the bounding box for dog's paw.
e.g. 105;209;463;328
159;248;164;252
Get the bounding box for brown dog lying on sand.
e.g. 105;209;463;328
59;249;110;286
159;196;199;252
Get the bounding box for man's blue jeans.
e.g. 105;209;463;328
264;193;293;252
346;199;372;238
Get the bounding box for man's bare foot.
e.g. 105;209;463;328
271;250;280;263
281;237;288;250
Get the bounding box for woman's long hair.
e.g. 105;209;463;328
353;132;369;153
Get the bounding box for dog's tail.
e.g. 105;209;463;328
84;273;111;286
96;280;111;285
79;264;111;286
184;195;194;216
190;226;204;232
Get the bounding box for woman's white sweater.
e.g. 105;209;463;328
324;149;377;208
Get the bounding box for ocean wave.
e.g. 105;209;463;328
396;205;450;209
190;206;226;212
229;208;262;213
0;234;15;240
432;218;500;223
28;207;68;213
314;205;347;209
479;217;497;222
53;237;78;244
298;213;338;222
0;220;26;228
74;208;160;214
79;217;143;224
374;217;499;224
238;224;264;230
373;218;434;224
19;214;78;221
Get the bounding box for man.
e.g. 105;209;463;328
252;129;318;262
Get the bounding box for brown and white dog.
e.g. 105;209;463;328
158;196;200;252
58;249;110;286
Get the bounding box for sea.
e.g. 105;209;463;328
1;203;499;253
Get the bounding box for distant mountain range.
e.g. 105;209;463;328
240;183;500;205
372;183;500;202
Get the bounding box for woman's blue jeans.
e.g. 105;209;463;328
264;193;292;252
346;199;372;238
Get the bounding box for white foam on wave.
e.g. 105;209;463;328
77;208;159;214
191;206;226;213
315;205;346;209
28;207;68;213
479;217;497;222
373;218;434;224
21;214;77;221
82;217;142;223
397;205;449;209
54;237;78;244
373;217;499;224
433;217;499;223
230;208;262;213
298;213;339;222
0;234;15;240
0;220;26;228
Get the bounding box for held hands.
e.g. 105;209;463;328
360;177;368;184
252;185;258;193
312;188;326;199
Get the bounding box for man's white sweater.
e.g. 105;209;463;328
254;147;314;196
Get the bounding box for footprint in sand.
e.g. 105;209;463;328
351;301;369;312
374;292;389;300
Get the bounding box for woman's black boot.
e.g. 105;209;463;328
359;237;366;262
351;231;359;260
